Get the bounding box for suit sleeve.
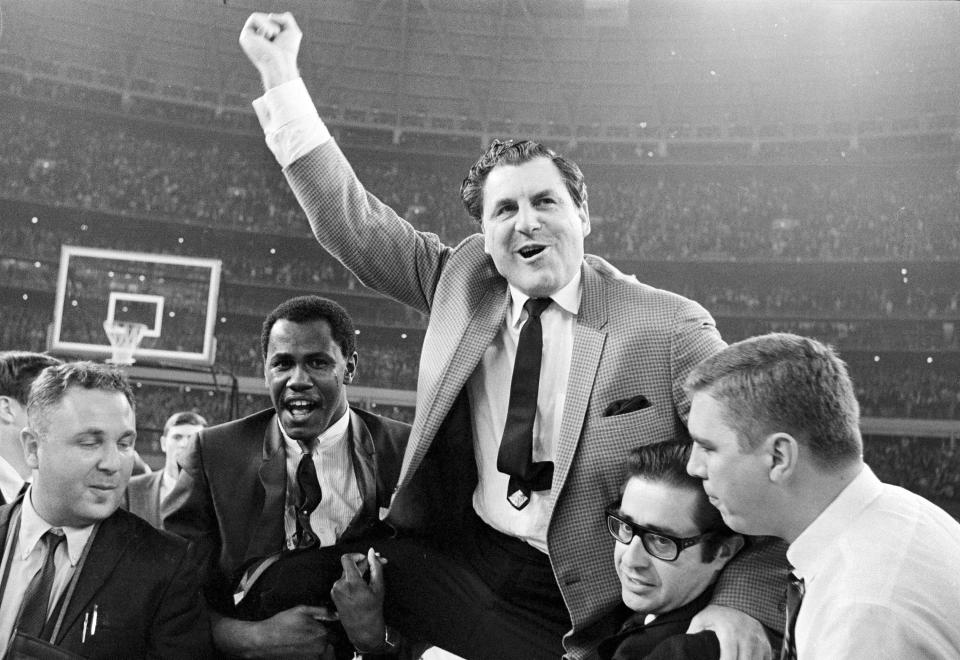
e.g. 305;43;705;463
146;541;214;659
161;433;230;612
283;140;454;315
668;295;726;424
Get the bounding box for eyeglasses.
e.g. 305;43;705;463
605;505;711;562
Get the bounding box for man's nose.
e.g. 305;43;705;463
98;442;122;473
624;535;653;566
288;364;311;388
515;204;542;233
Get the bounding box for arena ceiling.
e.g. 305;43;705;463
3;0;959;135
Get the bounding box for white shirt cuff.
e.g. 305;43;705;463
252;78;332;168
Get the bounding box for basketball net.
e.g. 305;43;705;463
102;321;147;365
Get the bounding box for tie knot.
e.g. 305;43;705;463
42;529;64;547
523;297;551;319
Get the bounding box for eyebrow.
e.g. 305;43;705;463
689;433;713;447
617;509;687;538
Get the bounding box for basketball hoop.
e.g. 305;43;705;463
102;321;147;365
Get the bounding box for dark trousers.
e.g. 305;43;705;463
371;512;569;660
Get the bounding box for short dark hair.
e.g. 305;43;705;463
623;440;739;563
162;411;208;436
260;295;357;361
27;361;135;435
460;138;588;224
0;351;62;405
684;332;862;468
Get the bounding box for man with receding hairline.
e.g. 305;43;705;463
0;361;210;657
237;12;787;660
685;332;960;659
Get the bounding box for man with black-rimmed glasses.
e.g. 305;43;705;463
598;440;776;660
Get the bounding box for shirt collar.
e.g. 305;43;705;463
19;486;95;566
279;408;351;454
0;456;24;504
508;268;582;329
787;464;880;580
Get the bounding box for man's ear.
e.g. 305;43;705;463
343;352;358;384
712;534;746;567
0;396;17;425
766;432;800;483
579;200;591;238
21;427;40;470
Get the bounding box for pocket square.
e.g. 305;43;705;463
604;395;652;417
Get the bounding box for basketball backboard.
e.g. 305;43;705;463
49;246;222;366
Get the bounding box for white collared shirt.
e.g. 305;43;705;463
468;274;581;554
788;465;960;659
0;458;24;505
280;410;361;549
0;487;94;653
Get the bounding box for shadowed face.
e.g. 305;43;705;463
264;318;356;442
687;392;773;535
613;477;729;615
161;423;204;475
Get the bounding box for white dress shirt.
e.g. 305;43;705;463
788;465;960;659
253;78;581;553
469;279;580;554
280;410;361;549
0;488;94;653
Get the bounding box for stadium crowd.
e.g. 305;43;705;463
2;98;960;262
1;63;958;525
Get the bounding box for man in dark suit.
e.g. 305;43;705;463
0;352;61;505
126;411;207;528
238;13;786;659
597;440;754;660
163;295;410;658
0;361;211;658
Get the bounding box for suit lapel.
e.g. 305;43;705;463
551;263;608;496
244;418;287;564
54;514;134;643
347;409;377;518
399;281;508;486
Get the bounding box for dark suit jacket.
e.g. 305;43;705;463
0;501;211;659
124;470;164;529
597;589;719;660
163;406;410;614
283;141;789;658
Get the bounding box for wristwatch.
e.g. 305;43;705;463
355;625;400;655
383;625;400;650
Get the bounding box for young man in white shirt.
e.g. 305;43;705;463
686;332;960;659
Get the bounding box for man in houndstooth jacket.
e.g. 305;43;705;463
239;12;787;659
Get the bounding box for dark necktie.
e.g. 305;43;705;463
16;528;65;637
293;450;322;549
780;573;805;660
497;297;554;510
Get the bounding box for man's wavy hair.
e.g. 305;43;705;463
459;139;588;224
27;361;135;436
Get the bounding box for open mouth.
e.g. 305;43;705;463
284;400;318;421
517;245;546;259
